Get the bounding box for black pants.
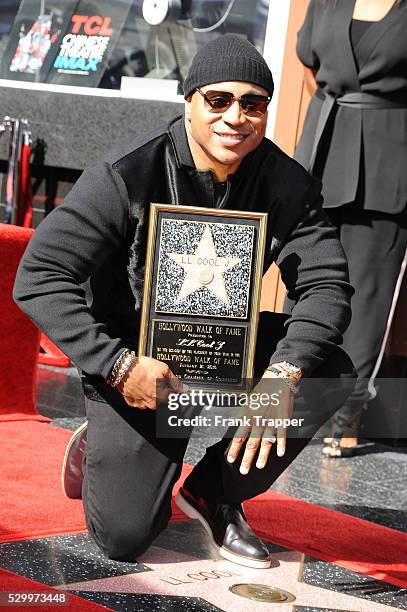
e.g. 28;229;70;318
82;313;355;562
326;206;407;409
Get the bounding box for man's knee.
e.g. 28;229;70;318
101;525;153;561
87;513;167;561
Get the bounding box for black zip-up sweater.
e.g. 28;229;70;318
13;115;353;381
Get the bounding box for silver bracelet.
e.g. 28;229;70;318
266;367;300;395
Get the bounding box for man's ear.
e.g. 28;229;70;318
185;97;192;121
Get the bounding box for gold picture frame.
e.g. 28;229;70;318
138;203;267;390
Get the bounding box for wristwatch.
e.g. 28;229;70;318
269;361;303;382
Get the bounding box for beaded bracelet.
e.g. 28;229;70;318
106;349;138;387
106;349;127;385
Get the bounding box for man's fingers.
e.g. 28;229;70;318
256;428;276;469
227;426;250;464
119;358;189;409
156;384;174;404
239;427;263;475
276;426;287;457
155;375;178;403
168;370;186;393
164;368;190;394
121;393;148;409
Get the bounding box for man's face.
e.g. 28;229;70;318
185;81;269;178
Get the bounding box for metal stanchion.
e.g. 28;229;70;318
1;116;31;225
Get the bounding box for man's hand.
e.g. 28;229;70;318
117;356;186;410
226;371;295;474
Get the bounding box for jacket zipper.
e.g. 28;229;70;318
217;180;231;209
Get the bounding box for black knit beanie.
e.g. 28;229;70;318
183;34;274;99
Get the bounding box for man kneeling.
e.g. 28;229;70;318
14;34;354;569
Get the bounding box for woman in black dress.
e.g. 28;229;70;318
295;0;407;456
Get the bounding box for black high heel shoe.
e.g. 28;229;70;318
322;405;365;458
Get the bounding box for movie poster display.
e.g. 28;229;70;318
0;0;131;87
0;1;271;91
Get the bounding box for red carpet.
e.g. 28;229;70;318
39;333;71;367
0;225;49;423
0;422;85;543
0;568;111;611
1;421;407;590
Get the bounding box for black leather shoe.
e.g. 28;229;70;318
61;421;87;499
175;485;271;569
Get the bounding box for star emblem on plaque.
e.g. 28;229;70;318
166;224;242;306
138;204;267;389
155;217;255;319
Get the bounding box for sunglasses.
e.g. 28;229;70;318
196;87;271;117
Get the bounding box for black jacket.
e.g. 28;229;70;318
13;115;353;380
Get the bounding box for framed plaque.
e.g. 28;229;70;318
138;203;267;390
